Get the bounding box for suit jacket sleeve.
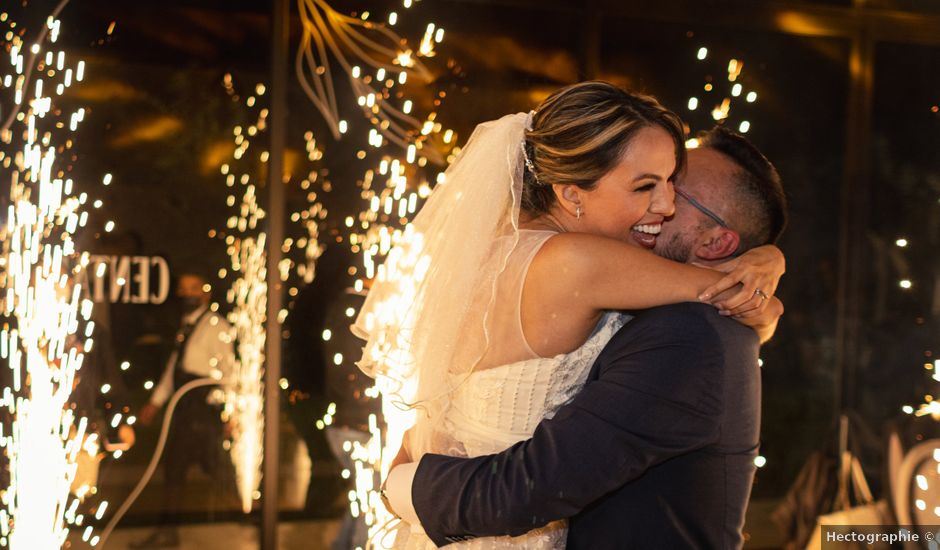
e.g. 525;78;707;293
412;303;728;547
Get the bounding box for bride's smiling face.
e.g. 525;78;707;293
562;125;677;249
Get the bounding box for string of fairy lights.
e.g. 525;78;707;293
0;6;121;548
683;45;757;148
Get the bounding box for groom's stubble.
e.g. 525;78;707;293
655;217;714;264
655;229;693;263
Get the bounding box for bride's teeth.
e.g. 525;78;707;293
632;224;661;235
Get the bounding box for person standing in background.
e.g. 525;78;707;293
132;273;234;548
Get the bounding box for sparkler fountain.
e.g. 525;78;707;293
292;2;461;545
0;3;105;548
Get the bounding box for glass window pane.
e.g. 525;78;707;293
861;41;940;443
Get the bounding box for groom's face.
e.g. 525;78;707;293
653;147;735;263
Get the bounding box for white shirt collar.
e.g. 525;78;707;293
182;304;209;325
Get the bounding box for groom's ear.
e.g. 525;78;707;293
695;228;740;261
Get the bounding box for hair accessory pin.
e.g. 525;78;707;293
524;110;536;131
521;141;539;184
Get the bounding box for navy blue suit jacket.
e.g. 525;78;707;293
411;303;761;549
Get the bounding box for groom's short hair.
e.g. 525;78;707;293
698;127;787;252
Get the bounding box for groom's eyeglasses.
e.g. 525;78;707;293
674;187;730;229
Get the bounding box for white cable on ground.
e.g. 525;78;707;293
97;377;219;548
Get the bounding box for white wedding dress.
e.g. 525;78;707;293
394;230;629;549
353;113;630;549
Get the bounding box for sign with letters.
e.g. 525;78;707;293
75;255;171;304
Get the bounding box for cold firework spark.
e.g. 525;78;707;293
0;5;104;548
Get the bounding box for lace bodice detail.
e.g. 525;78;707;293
395;311;628;550
447;311;627;457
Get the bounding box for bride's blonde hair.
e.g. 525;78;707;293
523;81;686;214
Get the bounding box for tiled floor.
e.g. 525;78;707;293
90;503;785;550
101;520;342;550
80;420;786;549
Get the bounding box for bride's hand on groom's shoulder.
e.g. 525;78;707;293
733;295;783;344
697;244;785;317
693;245;785;343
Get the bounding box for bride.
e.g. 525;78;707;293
353;81;783;548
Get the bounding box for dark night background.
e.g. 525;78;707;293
2;0;940;548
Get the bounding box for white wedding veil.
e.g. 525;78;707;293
352;112;529;460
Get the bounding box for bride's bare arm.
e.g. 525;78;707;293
529;233;731;311
527;233;783;336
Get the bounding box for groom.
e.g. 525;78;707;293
383;126;788;549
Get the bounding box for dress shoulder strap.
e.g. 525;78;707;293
475;230;557;369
